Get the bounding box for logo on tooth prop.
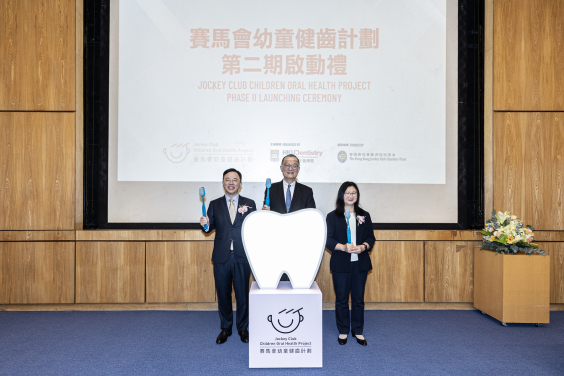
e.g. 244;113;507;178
268;308;304;334
242;209;327;289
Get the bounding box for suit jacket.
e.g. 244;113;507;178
325;210;376;273
263;180;316;214
202;195;256;264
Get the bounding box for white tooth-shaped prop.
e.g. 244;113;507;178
242;209;327;289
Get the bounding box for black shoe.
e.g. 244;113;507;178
216;329;232;344
338;336;347;345
238;330;249;343
353;334;367;346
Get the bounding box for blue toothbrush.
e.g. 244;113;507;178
199;187;207;231
265;178;271;206
345;209;352;244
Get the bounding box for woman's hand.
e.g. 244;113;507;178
343;243;355;253
349;244;366;254
262;205;270;211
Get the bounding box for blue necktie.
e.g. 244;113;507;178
286;184;292;213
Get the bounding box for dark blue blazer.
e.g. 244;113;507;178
325;210;376;273
202;195;256;264
263;180;316;214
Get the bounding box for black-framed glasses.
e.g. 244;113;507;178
283;163;299;170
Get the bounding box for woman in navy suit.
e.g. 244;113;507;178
326;182;376;346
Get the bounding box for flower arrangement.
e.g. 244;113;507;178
357;216;365;225
238;204;251;214
477;209;545;256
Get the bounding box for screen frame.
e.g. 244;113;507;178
83;0;484;230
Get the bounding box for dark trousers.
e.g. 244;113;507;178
332;261;368;335
213;252;251;332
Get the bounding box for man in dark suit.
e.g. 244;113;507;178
262;154;315;281
262;154;316;213
200;168;256;344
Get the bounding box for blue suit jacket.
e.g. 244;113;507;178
202;195;256;264
326;210;376;273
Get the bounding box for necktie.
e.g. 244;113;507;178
229;199;236;223
229;199;235;250
286;184;292;213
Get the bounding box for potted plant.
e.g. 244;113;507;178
473;210;550;326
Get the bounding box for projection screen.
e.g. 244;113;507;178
108;0;459;223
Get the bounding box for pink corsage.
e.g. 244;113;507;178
238;204;251;214
357;216;365;225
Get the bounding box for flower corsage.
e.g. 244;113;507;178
238;204;252;214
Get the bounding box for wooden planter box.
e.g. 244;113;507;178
474;248;550;324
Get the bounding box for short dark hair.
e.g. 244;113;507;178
223;168;242;181
335;181;365;217
281;154;300;166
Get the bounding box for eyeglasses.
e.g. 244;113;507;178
283;163;300;170
344;191;358;197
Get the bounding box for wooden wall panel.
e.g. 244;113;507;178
75;0;84;230
493;112;564;230
74;230;564;242
0;231;75;241
485;0;495;214
0;113;75;230
75;230;484;242
314;250;335;303
146;242;215;303
374;231;480;241
0;0;75;111
365;242;424;302
494;0;564;111
0;242;74;303
76;230;214;241
425;242;478;302
538;242;564;303
76;242;145;303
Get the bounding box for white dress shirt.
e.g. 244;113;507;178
283;180;296;203
349;213;358;262
225;194;239;209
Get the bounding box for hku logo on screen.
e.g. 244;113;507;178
268;308;304;334
270;150;279;162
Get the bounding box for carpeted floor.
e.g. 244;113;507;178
0;310;562;375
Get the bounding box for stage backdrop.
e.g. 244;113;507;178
108;0;459;223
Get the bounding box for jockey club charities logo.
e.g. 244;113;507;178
270;150;280;162
337;150;347;163
268;308;304;334
163;143;190;163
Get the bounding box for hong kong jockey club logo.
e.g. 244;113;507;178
268;308;304;334
270;150;280;162
337;150;347;163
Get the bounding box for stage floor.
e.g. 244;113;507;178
1;310;562;375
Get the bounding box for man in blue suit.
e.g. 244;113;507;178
200;168;256;344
